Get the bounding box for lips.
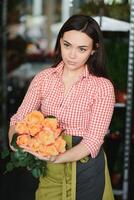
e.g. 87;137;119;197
67;60;76;65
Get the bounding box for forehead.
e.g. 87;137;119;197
62;30;93;46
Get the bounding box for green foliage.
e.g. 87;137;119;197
1;149;10;159
107;3;130;21
10;133;20;149
80;2;100;16
105;38;128;90
80;1;130;21
110;109;125;132
1;133;47;179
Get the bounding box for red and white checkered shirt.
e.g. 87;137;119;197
10;61;115;158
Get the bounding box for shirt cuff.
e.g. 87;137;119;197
80;137;103;158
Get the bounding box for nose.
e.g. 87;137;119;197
69;48;76;59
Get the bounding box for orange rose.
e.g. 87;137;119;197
15;121;29;134
42;126;60;138
44;117;59;129
16;134;31;147
45;144;59;156
15;111;66;158
55;136;66;153
28;123;43;136
38;144;49;157
28;138;41;152
25;111;44;124
38;131;55;145
52;127;62;139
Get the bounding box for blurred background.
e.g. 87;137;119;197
0;0;134;200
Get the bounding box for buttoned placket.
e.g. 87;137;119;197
58;74;85;108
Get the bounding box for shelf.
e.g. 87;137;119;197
115;103;126;108
113;189;123;196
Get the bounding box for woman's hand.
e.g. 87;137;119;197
53;143;90;163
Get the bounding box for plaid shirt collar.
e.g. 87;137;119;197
52;61;90;79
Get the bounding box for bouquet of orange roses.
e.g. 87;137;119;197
1;111;66;178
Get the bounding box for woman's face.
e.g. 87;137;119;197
60;30;94;71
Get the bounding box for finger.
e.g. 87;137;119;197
49;156;57;162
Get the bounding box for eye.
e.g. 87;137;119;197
63;43;70;48
79;47;86;52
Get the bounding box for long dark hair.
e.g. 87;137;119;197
53;14;108;79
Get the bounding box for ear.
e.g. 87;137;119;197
91;50;95;55
91;42;99;55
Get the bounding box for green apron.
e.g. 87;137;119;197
103;153;115;200
36;135;114;200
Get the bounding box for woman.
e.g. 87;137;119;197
9;15;115;199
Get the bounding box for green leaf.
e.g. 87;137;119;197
45;115;56;119
11;133;20;149
18;160;28;167
31;168;42;178
6;162;14;172
2;133;48;179
1;149;10;159
13;150;27;160
60;129;65;136
14;162;21;167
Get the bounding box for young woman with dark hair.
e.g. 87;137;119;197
54;15;107;78
8;15;115;199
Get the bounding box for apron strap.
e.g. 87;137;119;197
103;152;115;200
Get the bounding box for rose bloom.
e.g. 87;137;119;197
28;137;41;152
15;121;29;134
25;111;44;124
45;144;59;156
16;134;31;147
54;136;66;153
43;118;59;130
52;127;62;139
37;144;49;157
38;131;55;145
28;123;43;136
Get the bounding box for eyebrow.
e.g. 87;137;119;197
63;39;89;48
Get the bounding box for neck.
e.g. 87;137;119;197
63;66;85;79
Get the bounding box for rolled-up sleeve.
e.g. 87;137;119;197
10;73;43;126
80;79;115;158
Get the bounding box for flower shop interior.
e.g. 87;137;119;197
0;0;134;200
